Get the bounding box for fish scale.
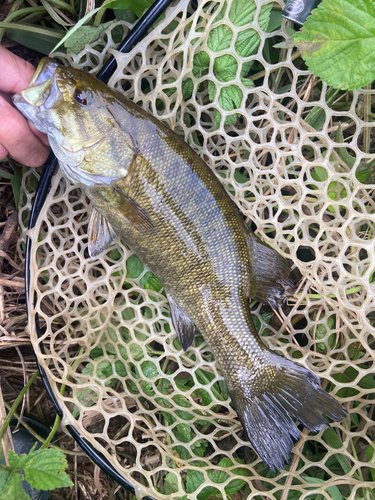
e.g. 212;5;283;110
13;57;347;471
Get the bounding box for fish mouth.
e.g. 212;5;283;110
13;57;59;106
13;58;62;134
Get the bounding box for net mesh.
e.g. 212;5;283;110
19;0;375;498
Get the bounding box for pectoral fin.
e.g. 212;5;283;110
115;191;157;236
88;208;117;258
246;229;295;308
166;293;195;351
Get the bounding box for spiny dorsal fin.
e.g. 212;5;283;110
88;208;117;258
166;292;195;351
246;229;295;308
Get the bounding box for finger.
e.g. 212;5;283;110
29;122;49;147
0;46;35;94
0;143;8;161
0;96;49;167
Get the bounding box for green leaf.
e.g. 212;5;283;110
214;84;243;127
51;7;101;53
219;84;243;110
126;254;144;278
163;472;179;494
295;0;375;90
130;343;144;361
208;81;217;101
0;472;29;500
229;0;257;27
96;360;113;379
311;166;328;182
208;24;233;52
172;423;191;443
225;478;247;496
182;78;194;100
1;161;22;210
185;469;204;494
6;28;58;55
64;23;110;54
366;442;375;482
7;451;31;470
302;476;343;500
114;8;138;22
197;486;222;500
140;361;158;379
24;449;73;489
193;51;210;78
105;0;153;17
191;439;208;458
214;54;238;82
235;29;261;57
267;9;283;32
0;470;12;496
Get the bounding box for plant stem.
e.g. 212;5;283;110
0;0;24;43
40;414;61;450
0;371;39;441
3;401;83;456
0;22;64;39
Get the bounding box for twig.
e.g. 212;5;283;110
0;380;14;465
0;211;19;324
0;278;25;289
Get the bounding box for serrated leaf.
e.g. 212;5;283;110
0;472;29;500
24;449;73;490
219;84;243;110
214;54;238;82
0;470;12;496
193;52;210;78
208;81;217;101
235;29;261;57
229;0;257;27
295;0;375;90
7;451;31;471
182;78;194;100
208;23;233;52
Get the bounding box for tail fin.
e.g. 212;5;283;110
229;353;347;471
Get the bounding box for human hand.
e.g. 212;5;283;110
0;46;49;167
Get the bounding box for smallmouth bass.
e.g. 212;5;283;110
14;58;347;470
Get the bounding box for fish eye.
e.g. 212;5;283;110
74;88;93;106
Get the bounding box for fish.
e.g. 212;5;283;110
13;58;347;471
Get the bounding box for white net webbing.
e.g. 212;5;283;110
19;1;375;498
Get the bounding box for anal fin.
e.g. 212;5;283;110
246;230;295;308
88;208;117;258
166;293;195;351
